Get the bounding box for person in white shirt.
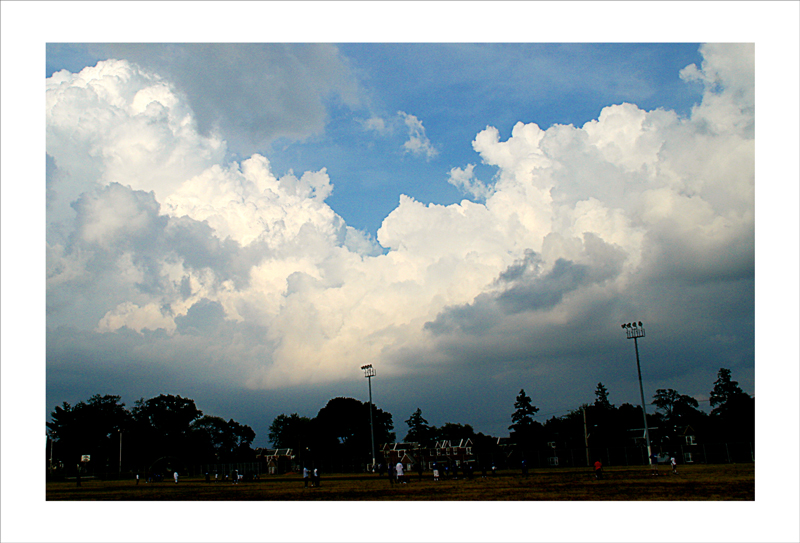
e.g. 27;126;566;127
396;462;405;484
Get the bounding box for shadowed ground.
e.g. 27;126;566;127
46;463;753;501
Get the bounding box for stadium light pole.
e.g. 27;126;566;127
622;321;653;466
361;364;377;471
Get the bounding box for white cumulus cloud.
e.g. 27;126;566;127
46;44;753;396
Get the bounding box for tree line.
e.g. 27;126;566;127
501;367;754;464
47;393;255;476
47;367;753;476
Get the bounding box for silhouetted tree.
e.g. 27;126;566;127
268;413;313;450
191;415;255;462
432;422;475;443
594;382;613;409
130;394;203;466
46;394;130;476
312;397;395;471
404;408;433;445
709;368;754;443
509;389;542;460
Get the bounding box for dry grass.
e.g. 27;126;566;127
46;463;753;501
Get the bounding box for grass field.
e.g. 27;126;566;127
46;463;753;501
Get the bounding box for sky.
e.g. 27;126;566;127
43;39;756;446
3;2;800;543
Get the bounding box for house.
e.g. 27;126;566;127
380;439;476;471
255;448;294;474
677;425;698;463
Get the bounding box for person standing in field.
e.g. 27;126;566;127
593;460;603;480
433;462;440;481
395;461;405;484
650;453;659;476
670;455;678;474
173;471;179;484
303;467;309;487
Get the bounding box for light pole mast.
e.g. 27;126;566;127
361;364;377;470
623;321;653;466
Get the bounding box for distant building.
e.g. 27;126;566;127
255;448;294;474
380;439;476;471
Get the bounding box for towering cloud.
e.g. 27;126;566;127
46;44;753;398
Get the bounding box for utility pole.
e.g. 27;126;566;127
582;407;590;467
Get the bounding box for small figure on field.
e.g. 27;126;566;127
433;463;440;481
214;472;218;483
136;473;139;485
303;467;309;488
670;455;678;474
396;462;405;484
650;453;659;476
491;464;497;476
312;468;320;487
174;471;179;484
593;460;603;480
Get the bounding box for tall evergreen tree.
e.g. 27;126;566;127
509;389;541;459
709;368;751;417
594;382;613;409
509;388;539;434
404;408;432;445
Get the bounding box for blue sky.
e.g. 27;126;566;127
3;2;800;541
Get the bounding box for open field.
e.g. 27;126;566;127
46;463;753;501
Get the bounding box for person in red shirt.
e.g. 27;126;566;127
594;460;603;479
